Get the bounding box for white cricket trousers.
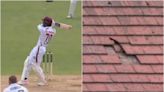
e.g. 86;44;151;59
20;45;46;82
68;0;77;17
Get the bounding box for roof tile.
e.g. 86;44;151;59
91;74;112;82
143;46;162;54
91;36;114;45
137;55;162;64
156;55;163;63
122;44;145;55
83;26;97;35
129;74;150;83
148;1;163;7
122;44;163;55
110;74;132;82
96;65;117;73
147;75;163;83
123;84;144;91
156;17;163;25
86;84;108;91
142;8;163;15
142;84;163;91
83;55;101;64
143;17;159;25
83;65;97;73
114;65;135;73
133;65;154;73
83;36;93;45
83;85;88;92
107;84;126;91
127;26;163;36
83;45;107;55
83;74;93;82
151;65;163;73
100;17;120;25
128;36;163;45
110;36;129;43
96;27;115;35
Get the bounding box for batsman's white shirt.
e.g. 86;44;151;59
28;24;56;64
37;24;56;47
3;83;28;92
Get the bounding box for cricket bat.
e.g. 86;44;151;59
59;23;72;30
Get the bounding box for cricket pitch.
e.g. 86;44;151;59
1;75;81;92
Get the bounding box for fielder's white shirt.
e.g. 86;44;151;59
3;83;28;92
37;24;56;47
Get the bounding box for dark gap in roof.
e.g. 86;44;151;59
145;1;150;6
109;38;139;64
119;52;139;64
108;1;112;5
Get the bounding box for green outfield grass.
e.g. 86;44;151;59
1;1;81;75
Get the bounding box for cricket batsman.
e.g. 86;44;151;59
18;16;72;86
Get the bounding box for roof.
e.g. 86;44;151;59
83;1;163;92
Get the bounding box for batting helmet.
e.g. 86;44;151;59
42;16;52;27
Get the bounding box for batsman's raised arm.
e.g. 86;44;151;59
52;20;72;30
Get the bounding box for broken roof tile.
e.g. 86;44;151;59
83;1;163;92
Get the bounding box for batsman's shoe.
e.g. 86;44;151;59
37;82;47;86
17;80;29;85
37;80;47;86
67;15;73;19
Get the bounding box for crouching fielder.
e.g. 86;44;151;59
18;16;72;86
